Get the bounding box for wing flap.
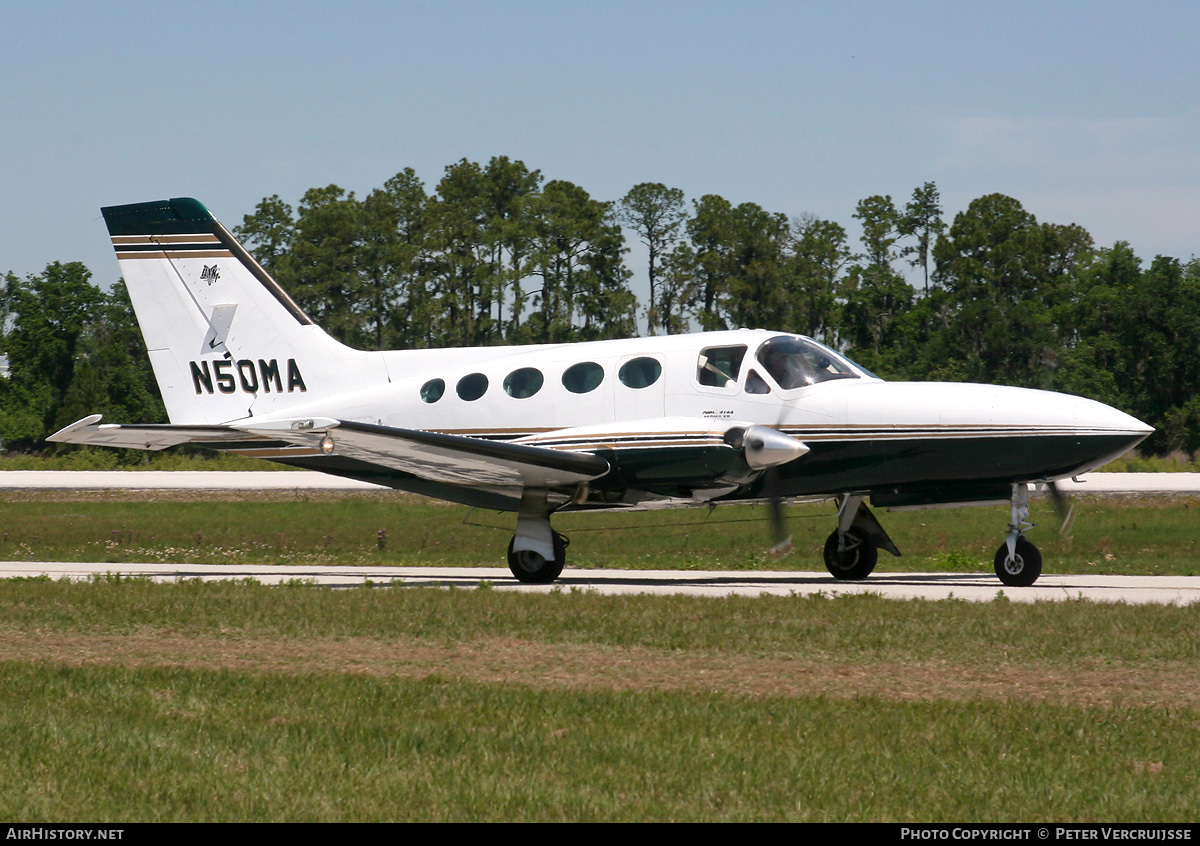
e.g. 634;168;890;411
241;420;609;489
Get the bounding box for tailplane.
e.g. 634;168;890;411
103;198;372;425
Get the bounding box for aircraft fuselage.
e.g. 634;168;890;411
230;329;1149;513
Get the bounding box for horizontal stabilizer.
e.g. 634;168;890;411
48;415;265;451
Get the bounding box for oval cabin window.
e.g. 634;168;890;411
503;367;544;399
456;373;489;401
561;362;605;394
420;378;445;403
618;357;662;389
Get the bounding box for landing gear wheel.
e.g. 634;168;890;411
823;529;878;580
507;532;567;584
994;537;1042;587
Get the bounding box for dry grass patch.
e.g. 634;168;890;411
3;630;1198;710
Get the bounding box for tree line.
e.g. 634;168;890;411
2;155;1198;456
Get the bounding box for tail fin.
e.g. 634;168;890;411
103;198;373;425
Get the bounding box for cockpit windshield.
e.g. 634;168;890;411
755;336;860;389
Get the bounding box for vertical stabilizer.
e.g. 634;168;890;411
102;198;375;425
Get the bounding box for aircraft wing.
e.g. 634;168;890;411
49;415;610;490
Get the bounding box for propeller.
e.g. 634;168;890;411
1046;479;1076;537
741;424;810;470
725;424;809;559
764;465;792;558
1037;347;1074;536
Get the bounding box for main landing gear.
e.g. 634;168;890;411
823;528;878;580
993;483;1043;587
507;531;568;584
822;495;901;580
506;487;568;584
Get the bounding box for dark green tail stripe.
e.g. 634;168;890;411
101;198;215;237
101;198;314;327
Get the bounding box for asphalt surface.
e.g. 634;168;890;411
2;470;1200;492
1;561;1197;605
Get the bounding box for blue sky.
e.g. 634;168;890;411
2;0;1197;302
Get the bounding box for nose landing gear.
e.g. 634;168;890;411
994;483;1043;587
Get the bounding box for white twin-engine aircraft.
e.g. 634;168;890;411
51;198;1152;586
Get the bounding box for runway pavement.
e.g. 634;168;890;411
2;561;1198;605
2;470;1200;492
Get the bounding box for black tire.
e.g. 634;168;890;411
993;537;1042;587
823;529;878;580
507;532;567;584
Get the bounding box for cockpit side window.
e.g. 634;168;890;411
745;369;771;395
697;346;746;388
756;336;858;389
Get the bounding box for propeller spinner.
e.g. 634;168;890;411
740;424;810;469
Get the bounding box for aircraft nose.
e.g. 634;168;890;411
1057;393;1153;476
1071;395;1153;437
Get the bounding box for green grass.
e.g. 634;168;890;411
1;662;1196;822
0;580;1198;822
1;490;1198;576
1101;453;1200;472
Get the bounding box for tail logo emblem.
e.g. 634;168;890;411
200;265;220;284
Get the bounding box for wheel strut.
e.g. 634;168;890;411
995;483;1042;587
1005;482;1033;561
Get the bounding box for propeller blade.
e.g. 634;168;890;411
1047;480;1076;537
765;467;792;559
